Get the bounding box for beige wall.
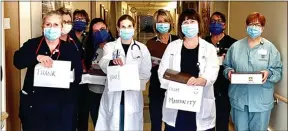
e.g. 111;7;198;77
72;2;91;19
228;2;287;130
211;1;229;34
1;2;6;130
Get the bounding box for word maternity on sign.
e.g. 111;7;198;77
34;60;71;88
166;81;203;112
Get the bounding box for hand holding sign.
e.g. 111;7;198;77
194;77;207;86
260;70;269;83
37;55;53;68
113;58;124;66
187;77;197;86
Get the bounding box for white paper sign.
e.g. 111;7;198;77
107;64;140;92
218;56;223;65
151;56;161;65
34;60;71;88
166;81;203;112
70;70;74;82
80;74;106;85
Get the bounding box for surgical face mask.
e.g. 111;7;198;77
156;23;170;34
247;25;262;39
93;29;110;44
181;24;199;38
43;27;62;41
120;28;134;40
209;23;224;35
62;24;72;35
73;21;87;32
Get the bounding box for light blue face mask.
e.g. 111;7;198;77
120;28;134;40
247;25;262;39
44;27;62;41
156;23;170;34
181;24;199;38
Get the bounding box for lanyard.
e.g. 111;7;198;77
36;37;61;60
67;35;79;51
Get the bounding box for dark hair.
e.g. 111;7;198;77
73;9;90;25
84;18;114;69
178;8;204;39
211;11;226;23
56;7;72;20
246;12;266;27
117;15;135;27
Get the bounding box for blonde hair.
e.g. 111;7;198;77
153;9;173;36
42;10;63;28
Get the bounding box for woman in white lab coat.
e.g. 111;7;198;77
96;15;152;131
158;9;219;131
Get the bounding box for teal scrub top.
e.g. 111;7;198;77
223;37;282;112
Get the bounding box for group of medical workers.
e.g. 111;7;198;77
13;6;282;131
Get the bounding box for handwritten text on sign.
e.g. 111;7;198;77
107;64;140;92
34;60;71;88
166;81;203;112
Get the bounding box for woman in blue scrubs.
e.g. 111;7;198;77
13;10;82;131
223;12;283;131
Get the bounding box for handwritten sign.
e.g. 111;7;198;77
34;60;71;88
151;56;161;65
107;64;140;92
166;81;203;112
80;74;106;85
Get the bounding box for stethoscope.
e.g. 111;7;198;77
113;40;142;59
67;35;79;51
36;37;61;60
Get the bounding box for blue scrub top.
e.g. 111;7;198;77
223;37;282;112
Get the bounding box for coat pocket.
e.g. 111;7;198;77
19;90;31;121
200;98;216;119
260;85;274;105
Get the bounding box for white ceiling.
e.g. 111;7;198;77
126;1;171;10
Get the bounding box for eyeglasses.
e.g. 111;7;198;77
63;20;73;25
248;23;262;27
74;18;86;22
182;20;197;25
211;19;224;24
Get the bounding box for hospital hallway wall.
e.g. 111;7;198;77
1;1;287;131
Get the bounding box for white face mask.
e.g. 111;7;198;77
62;24;72;35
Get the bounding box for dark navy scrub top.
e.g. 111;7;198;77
13;36;83;104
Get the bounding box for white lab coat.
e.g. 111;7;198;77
158;38;219;130
95;38;152;131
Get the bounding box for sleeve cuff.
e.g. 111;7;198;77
267;69;273;78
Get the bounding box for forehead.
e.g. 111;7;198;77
93;22;107;30
249;19;260;24
211;15;222;20
45;15;62;23
158;15;167;20
74;14;85;18
62;14;72;21
120;19;133;26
